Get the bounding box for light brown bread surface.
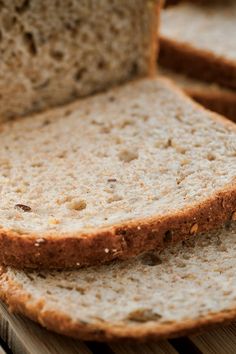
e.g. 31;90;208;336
158;68;236;122
159;0;236;89
0;77;235;269
0;0;160;122
1;222;236;341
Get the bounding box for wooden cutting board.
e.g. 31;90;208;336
1;301;236;354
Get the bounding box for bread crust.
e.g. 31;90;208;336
148;0;163;77
159;38;236;90
0;77;235;269
1;269;236;342
183;87;236;123
0;186;235;269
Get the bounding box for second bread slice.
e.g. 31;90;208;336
0;77;235;269
159;0;236;89
1;222;236;341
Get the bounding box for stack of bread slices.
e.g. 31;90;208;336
160;0;236;121
0;0;235;342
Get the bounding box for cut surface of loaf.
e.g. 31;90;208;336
0;0;160;122
159;0;236;89
158;68;236;122
0;78;236;269
1;222;236;341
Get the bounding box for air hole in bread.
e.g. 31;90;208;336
37;273;46;279
115;8;125;20
67;200;87;211
15;0;30;13
64;110;72;117
108;96;116;102
41;119;51;127
127;309;162;322
2;172;9;178
141;252;162;266
142;115;149;122
110;25;119;36
74;68;86;82
107;195;123;203
207;153;216;161
31;162;43;168
119;120;134;128
97;60;106;70
57;151;67;159
175;113;183;122
50;50;64;61
96;32;104;41
23;32;37;55
118;149;138;163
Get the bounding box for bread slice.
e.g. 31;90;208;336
159;0;236;89
1;222;236;341
0;0;160;122
158;68;236;122
0;77;235;269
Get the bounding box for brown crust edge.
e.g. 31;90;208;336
0;77;235;270
1;269;236;342
183;87;236;122
0;183;235;269
148;0;163;77
159;37;236;90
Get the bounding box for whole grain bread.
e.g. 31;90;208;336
159;68;236;122
0;78;235;269
0;0;160;122
1;222;236;341
159;0;236;89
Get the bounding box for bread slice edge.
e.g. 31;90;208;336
1;266;236;342
159;37;236;90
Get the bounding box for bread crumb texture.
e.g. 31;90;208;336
0;0;157;121
0;78;235;236
1;223;236;339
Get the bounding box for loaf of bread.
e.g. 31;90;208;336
160;0;236;89
1;222;236;341
0;0;160;121
158;68;236;122
0;77;235;269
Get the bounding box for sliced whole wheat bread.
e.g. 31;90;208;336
1;222;236;341
159;0;236;89
0;0;160;122
159;68;236;122
0;78;235;269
